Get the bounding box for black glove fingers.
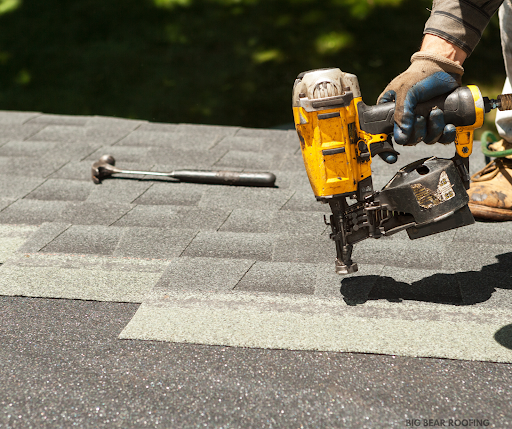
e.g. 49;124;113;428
423;108;445;145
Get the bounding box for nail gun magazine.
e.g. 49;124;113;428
292;68;512;274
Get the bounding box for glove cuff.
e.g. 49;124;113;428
411;51;464;76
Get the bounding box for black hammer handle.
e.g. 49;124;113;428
357;87;478;136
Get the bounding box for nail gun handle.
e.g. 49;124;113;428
357;86;478;136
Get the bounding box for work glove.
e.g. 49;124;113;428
378;52;464;146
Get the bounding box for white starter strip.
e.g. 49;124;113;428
120;290;512;363
0;253;170;303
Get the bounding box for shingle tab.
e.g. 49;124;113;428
442;242;512;272
198;187;294;211
153;256;254;291
272;234;333;264
112;205;231;230
41;224;124;255
0;199;69;224
176;123;239;137
0;156;67;178
17;222;72;253
27;114;89;126
131;182;205;206
219;209;327;235
113;227;198;259
182;231;274;261
0;111;41;124
85;180;153;204
25;179;93;202
117;131;221;150
214;150;281;170
0;175;47;199
144;148;226;167
0;123;46;140
56;201;134;225
279;192;331;213
235;261;317;294
0;140;58;157
212;136;266;153
28;124;132;145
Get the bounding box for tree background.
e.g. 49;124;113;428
0;0;505;129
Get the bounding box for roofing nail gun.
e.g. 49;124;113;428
292;68;512;274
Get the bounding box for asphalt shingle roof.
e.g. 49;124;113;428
0;109;511;363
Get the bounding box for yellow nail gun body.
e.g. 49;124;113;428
293;68;509;274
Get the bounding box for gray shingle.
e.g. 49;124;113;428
113;227;198;259
28;125;132;145
218;209;327;235
235;128;291;139
112;205;231;231
271;170;311;191
131;182;205;206
176;123;239;137
0;199;69;225
260;133;301;155
153;256;254;291
0;111;41;124
212;136;266;153
25;179;94;201
144;148;226;168
135;122;179;133
17;222;72;253
26;114;89;126
117;131;221;150
235;261;317;294
56;201;134;225
84;146;150;163
280;192;331;213
198;187;294;211
41;224;124;255
276;153;309;172
0;175;46;199
182;231;274;261
453;220;512;244
214;150;281;170
272;234;333;264
0;123;46;140
0;140;58;157
86;180;153;204
85;116;146;131
442;242;512;272
352;235;448;270
0;198;15;212
0;156;67;178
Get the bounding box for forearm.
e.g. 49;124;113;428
424;0;504;56
420;34;467;65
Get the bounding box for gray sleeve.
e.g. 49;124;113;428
424;0;504;55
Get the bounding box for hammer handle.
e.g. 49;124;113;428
171;170;276;187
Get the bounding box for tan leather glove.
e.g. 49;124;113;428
378;52;464;145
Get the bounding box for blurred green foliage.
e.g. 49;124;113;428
0;0;505;127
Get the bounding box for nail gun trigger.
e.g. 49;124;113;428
323;215;330;226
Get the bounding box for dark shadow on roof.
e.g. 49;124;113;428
340;252;512;306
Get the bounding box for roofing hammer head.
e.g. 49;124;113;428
91;155;119;184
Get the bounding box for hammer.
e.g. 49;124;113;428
91;155;277;187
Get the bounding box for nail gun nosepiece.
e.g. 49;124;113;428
335;259;358;275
